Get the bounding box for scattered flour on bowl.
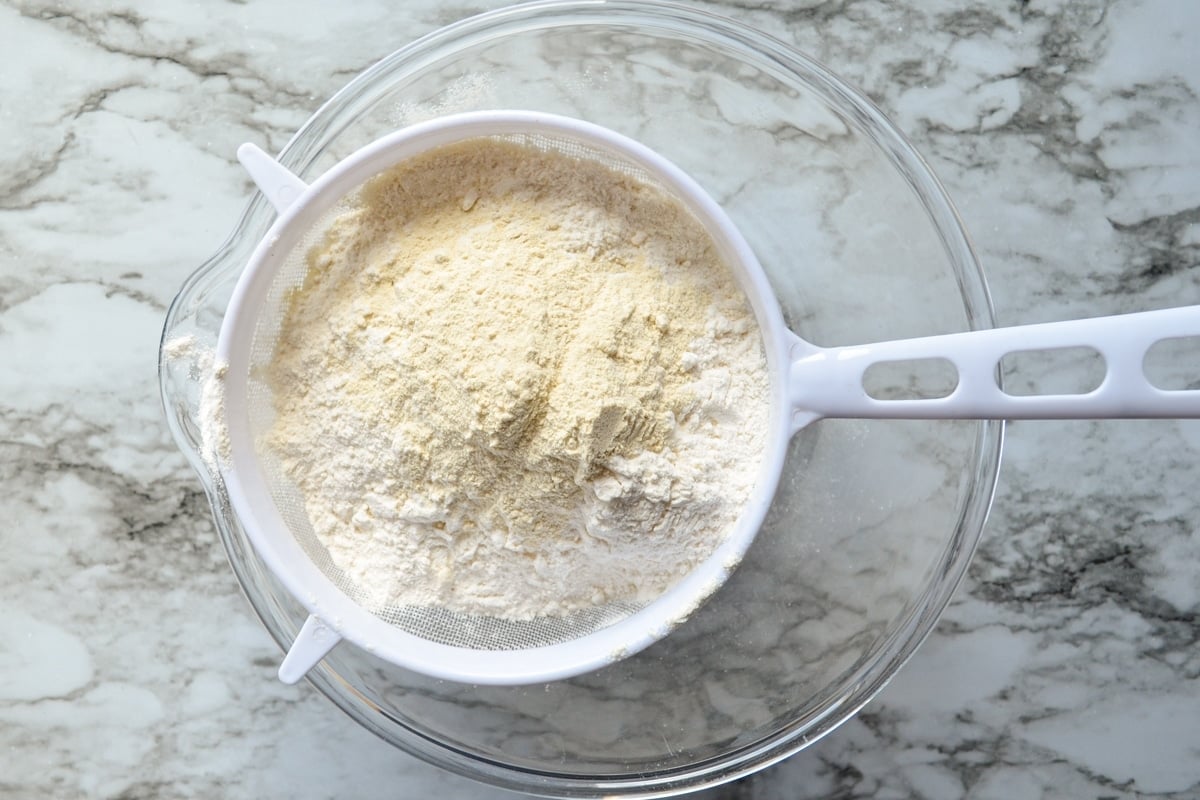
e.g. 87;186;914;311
162;333;230;475
265;138;769;620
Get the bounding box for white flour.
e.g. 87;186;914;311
162;334;229;476
265;138;769;620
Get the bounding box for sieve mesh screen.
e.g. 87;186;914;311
244;132;669;651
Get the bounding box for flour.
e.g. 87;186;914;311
265;138;769;621
162;334;230;475
199;359;229;471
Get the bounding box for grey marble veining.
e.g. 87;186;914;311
2;0;1198;798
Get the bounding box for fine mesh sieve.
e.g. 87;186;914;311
219;111;792;685
220;110;1200;686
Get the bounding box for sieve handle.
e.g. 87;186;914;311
787;305;1200;432
237;143;309;214
278;614;342;684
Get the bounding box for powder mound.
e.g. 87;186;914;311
265;137;769;621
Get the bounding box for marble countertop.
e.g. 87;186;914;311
3;0;1198;797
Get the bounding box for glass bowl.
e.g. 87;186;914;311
159;1;1001;796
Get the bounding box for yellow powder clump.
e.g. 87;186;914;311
265;138;769;620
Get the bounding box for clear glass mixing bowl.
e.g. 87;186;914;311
159;2;1002;796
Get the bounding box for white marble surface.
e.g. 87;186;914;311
3;0;1199;797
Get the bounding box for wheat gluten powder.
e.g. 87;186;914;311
266;138;769;621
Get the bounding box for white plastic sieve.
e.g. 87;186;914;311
219;110;1200;686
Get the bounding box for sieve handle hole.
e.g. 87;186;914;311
862;357;958;401
1144;335;1200;391
996;346;1106;396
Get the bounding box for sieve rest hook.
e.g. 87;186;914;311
278;614;343;684
237;143;309;214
